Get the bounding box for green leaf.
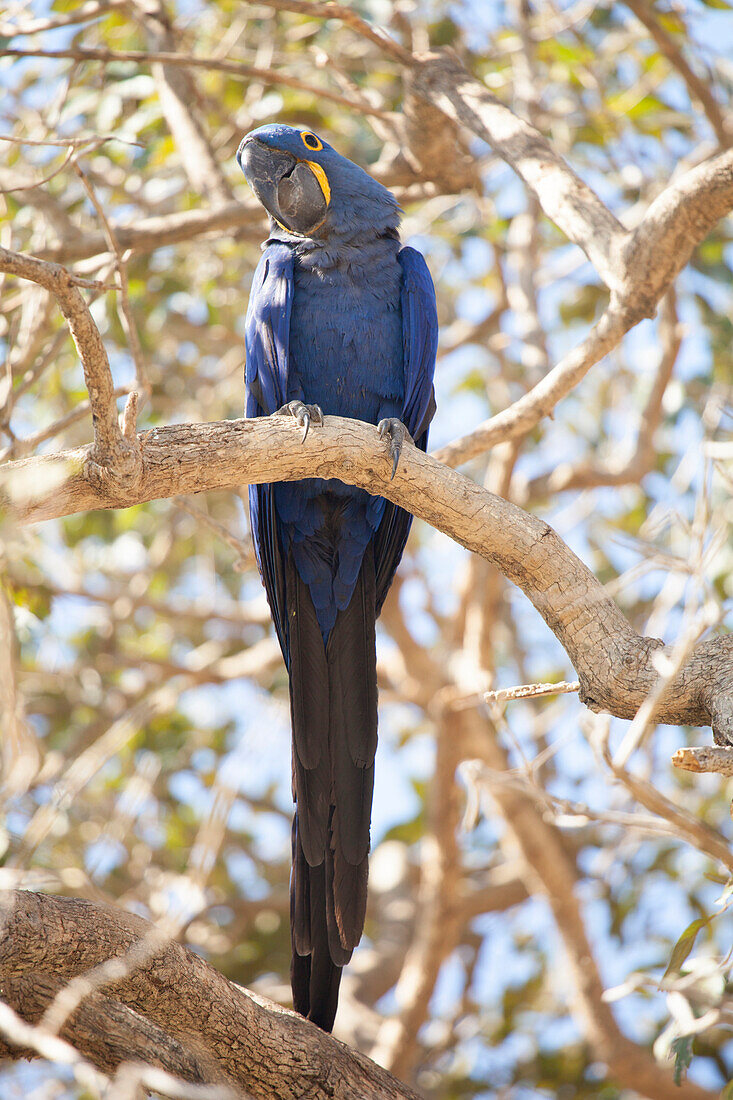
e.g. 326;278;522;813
664;916;711;978
671;1035;694;1085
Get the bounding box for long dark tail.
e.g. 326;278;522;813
286;547;377;1031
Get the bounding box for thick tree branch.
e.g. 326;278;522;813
1;415;730;743
433;302;628;467
411;51;628;292
434;147;733;466
620;147;733;312
0;976;241;1098
0;891;421;1100
523;289;680;500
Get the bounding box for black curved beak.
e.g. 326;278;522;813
237;136;329;237
237;137;295;207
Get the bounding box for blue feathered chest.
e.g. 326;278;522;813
287;235;405;423
244;227;437;641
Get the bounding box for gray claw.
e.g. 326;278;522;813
277;401;324;444
389;440;400;480
378;417;412;480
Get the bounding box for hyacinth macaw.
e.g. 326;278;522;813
237;123;437;1032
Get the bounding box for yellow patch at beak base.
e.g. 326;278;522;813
304;160;331;205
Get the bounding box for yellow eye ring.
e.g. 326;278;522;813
301;131;322;151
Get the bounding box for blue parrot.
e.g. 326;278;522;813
237;123;437;1031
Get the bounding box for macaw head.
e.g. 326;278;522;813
236;123;400;241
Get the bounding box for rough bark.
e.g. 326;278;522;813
0;891;421;1100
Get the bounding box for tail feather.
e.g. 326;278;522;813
291;756;330;865
307;862;343;1029
290;945;311;1019
290;861;342;1031
290;816;311;955
331;753;374;867
287;545;378;1031
324;840;355;966
327;548;377;868
289;556;329;770
331;814;369;950
288;554;330;866
327;549;378;769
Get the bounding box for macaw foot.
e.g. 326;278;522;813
276;400;324;443
377;418;413;480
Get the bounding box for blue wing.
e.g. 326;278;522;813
245;243;293;418
245;243;295;658
374;246;438;612
398;246;439;444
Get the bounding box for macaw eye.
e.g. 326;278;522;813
301;132;322;151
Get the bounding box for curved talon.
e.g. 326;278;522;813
304;404;323;443
377;417;412;480
389;444;400;480
276;401;324;444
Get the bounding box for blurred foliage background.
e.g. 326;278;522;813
0;0;732;1097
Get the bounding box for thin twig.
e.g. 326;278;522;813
0;133;143;148
2;385;134;461
1;46;393;119
0;143;78;195
0;0;129;39
255;0;414;66
524;288;681;500
172;498;251;568
0;246;121;462
433;305;630;466
672;747;733;777
74;162;150;402
624;0;731;147
485;680;580;704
